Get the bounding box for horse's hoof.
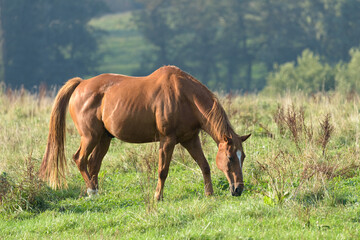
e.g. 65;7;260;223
154;193;163;201
205;191;214;196
87;188;99;198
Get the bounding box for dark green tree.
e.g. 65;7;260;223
322;0;360;62
133;0;360;92
217;0;255;91
104;0;142;12
170;0;221;85
132;0;174;75
0;0;107;89
134;0;225;85
299;0;360;63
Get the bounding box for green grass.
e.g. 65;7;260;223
0;89;360;239
2;196;359;239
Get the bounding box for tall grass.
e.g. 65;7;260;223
0;88;359;238
220;91;360;205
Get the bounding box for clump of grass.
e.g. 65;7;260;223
138;144;158;213
254;99;360;206
123;144;159;213
296;205;312;228
253;150;308;206
37;82;47;107
0;152;47;216
273;104;313;151
0;172;12;203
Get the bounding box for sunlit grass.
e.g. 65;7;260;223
0;88;359;238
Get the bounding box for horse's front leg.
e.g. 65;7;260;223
154;136;176;201
181;135;214;196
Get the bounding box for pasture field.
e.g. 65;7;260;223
0;87;359;239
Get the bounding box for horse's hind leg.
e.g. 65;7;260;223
154;136;176;201
181;135;214;196
73;136;99;195
87;133;112;194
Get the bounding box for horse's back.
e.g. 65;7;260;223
69;66;201;143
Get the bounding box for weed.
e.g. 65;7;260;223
255;100;360;206
37;82;47;107
274;104;313;151
296;205;312;228
0;172;12;204
125;144;159;213
0;152;47;215
255;151;298;205
317;113;334;156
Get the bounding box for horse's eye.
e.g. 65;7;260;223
228;156;234;161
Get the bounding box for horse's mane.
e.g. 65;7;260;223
178;68;235;143
204;97;235;142
158;65;238;144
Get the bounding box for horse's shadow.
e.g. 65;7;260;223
43;184;143;214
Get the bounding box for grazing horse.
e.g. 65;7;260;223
40;66;250;200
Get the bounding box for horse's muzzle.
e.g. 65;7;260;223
230;183;244;196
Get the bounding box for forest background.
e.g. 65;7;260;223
0;0;360;94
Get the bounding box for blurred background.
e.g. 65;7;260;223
0;0;359;93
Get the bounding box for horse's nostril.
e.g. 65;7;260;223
230;184;243;196
232;187;243;196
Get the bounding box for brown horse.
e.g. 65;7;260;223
40;66;250;200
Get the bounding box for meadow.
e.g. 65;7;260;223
0;11;360;240
0;86;359;239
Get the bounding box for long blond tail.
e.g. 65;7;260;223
39;77;82;189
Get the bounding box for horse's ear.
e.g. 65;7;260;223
223;135;233;144
239;133;251;142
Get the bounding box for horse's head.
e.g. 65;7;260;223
216;134;251;196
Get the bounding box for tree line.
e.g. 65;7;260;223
0;0;106;89
133;0;360;92
0;0;360;92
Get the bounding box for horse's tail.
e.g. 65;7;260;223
39;77;82;189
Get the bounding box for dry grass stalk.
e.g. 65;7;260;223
317;113;334;156
274;104;312;151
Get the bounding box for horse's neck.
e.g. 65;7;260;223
200;120;221;145
193;95;233;145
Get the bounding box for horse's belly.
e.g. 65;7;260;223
104;112;158;143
